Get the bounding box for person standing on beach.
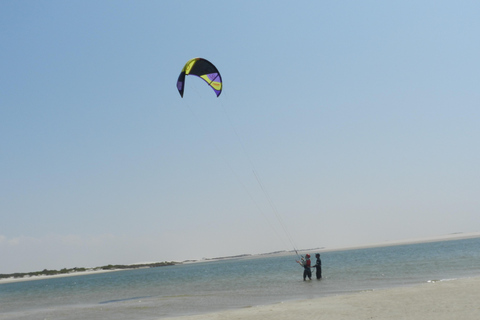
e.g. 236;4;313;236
314;253;322;279
296;254;312;281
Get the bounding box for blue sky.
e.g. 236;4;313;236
1;1;479;273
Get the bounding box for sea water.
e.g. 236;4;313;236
1;237;479;320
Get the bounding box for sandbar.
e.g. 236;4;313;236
166;276;480;320
0;269;120;284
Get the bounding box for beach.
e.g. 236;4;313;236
167;277;480;320
2;236;479;320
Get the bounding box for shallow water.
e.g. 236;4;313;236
1;238;479;320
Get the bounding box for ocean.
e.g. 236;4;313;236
1;237;479;320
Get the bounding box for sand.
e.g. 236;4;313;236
166;277;480;320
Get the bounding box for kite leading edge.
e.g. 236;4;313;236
176;58;222;98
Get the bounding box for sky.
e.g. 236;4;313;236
1;1;479;274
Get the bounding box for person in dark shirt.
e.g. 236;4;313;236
314;253;322;279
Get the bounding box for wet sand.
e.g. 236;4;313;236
167;277;480;320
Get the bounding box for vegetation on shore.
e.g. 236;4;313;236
0;262;177;280
1;249;322;281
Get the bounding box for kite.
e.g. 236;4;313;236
177;58;222;97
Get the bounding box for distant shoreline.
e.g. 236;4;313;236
315;231;480;253
2;232;478;284
0;262;176;284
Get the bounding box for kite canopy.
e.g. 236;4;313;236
177;58;222;97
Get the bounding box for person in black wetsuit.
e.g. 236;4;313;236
314;253;322;279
